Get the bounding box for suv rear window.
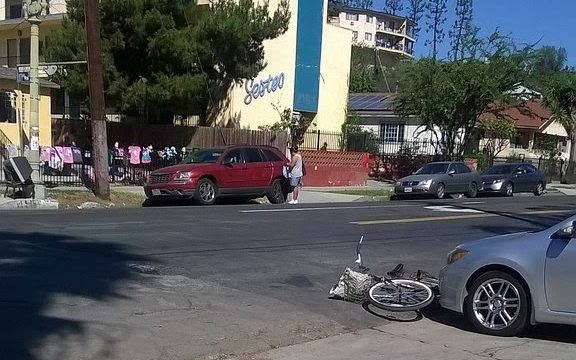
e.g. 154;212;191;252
261;148;283;161
243;148;264;163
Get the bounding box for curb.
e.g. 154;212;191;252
0;199;59;210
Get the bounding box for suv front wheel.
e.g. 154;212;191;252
195;178;218;205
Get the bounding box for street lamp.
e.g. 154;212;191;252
23;0;46;199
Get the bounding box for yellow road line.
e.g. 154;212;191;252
351;209;573;225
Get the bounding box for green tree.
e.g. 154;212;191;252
395;50;526;158
449;0;473;61
407;0;426;39
46;0;290;125
543;72;576;182
527;46;568;90
349;65;377;92
424;0;447;60
384;0;403;15
479;118;518;163
259;103;313;145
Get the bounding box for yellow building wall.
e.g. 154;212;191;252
217;0;298;129
0;82;52;148
217;0;351;132
315;24;352;132
0;22;62;64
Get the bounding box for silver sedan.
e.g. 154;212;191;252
394;162;482;199
439;215;576;336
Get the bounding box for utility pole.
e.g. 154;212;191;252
85;0;110;199
23;0;45;199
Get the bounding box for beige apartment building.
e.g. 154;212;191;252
0;0;66;148
331;6;415;58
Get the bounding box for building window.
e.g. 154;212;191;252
7;39;17;68
9;4;22;19
345;13;359;21
365;33;372;41
352;31;358;40
366;16;373;23
380;123;405;142
0;91;17;123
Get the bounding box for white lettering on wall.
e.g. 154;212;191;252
244;73;285;105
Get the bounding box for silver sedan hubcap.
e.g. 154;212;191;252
537;183;543;194
200;183;215;202
506;185;513;196
473;278;520;330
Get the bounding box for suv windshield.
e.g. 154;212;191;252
414;163;449;175
483;165;516;175
181;149;224;164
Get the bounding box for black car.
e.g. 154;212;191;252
480;163;546;196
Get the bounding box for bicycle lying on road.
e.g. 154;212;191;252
329;236;438;312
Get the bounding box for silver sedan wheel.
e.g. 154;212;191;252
472;278;521;331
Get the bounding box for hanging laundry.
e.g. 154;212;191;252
41;146;51;162
128;146;141;165
72;147;83;163
7;143;18;158
141;147;152;164
62;147;74;164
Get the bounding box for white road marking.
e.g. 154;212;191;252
462;201;485;205
424;205;484;214
239;204;419;213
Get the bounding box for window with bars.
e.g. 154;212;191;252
365;33;372;41
379;123;405;142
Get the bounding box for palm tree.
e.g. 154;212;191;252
543;72;576;182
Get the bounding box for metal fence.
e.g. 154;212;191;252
301;129;462;156
0;147;184;187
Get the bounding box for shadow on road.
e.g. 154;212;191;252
361;302;423;322
0;231;149;360
422;299;576;343
142;197;265;207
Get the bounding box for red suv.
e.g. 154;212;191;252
144;145;292;205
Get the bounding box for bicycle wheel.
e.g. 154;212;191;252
369;279;434;312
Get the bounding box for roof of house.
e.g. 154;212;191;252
348;93;396;112
0;67;60;89
480;100;553;131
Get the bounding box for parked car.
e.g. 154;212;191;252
439;215;576;336
144;145;291;205
394;161;482;199
480;163;546;197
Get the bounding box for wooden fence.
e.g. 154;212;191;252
52;119;289;151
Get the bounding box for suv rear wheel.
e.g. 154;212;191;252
267;179;286;204
195;178;218;205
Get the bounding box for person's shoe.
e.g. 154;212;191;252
290;200;298;205
288;200;296;204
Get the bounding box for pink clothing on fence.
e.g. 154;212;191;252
62;147;74;164
41;147;51;162
128;146;141;165
54;146;64;161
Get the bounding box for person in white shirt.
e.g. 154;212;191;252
288;145;303;204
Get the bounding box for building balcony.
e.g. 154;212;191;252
375;41;413;57
375;25;415;41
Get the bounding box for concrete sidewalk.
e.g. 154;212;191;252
230;316;573;360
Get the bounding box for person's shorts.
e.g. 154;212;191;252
290;176;303;188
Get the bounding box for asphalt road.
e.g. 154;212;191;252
1;195;576;360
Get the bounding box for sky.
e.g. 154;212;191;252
372;0;576;66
